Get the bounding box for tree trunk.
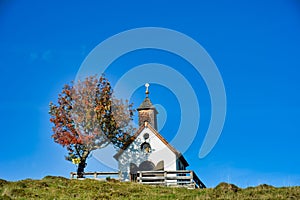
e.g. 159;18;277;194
77;159;86;178
76;150;89;178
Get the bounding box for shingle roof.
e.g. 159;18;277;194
137;97;155;110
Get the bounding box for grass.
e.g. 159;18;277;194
0;176;299;199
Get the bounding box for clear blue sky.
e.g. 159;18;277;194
0;0;300;188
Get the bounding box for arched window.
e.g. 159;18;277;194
139;160;155;171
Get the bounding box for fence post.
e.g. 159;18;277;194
139;171;142;183
118;171;122;181
94;172;97;179
191;171;195;188
164;171;168;186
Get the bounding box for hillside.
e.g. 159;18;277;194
0;176;299;199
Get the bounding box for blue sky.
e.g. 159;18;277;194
0;0;300;188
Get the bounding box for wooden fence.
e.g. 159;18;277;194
136;170;206;189
70;170;205;189
70;171;121;180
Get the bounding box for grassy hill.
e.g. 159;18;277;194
0;176;299;199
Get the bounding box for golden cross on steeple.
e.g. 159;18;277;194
145;83;150;97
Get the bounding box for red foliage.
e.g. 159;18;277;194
49;75;134;175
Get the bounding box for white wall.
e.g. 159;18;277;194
117;127;177;180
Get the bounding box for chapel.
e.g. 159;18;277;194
114;84;192;182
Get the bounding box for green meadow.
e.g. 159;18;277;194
0;176;299;199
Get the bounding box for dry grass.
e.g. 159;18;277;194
0;177;299;199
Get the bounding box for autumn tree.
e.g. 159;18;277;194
49;75;134;177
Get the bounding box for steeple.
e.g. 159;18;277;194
137;83;158;130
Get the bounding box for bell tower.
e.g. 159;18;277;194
137;83;158;130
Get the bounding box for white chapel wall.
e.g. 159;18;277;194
117;127;177;180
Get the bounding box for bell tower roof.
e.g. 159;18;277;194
137;83;156;111
137;83;158;130
137;97;155;110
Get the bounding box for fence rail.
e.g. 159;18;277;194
70;171;121;180
136;170;206;189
